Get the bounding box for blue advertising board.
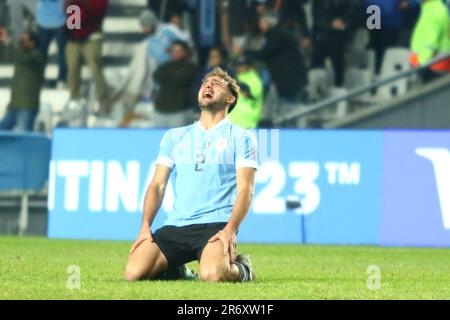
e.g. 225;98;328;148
0;132;51;191
48;129;166;240
380;131;450;247
48;129;450;246
291;130;383;245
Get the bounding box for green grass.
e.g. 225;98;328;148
0;236;449;299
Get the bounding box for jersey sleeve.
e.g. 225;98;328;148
235;129;258;170
156;131;175;169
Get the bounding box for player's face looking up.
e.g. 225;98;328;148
198;76;235;111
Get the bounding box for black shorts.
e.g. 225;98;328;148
153;222;227;269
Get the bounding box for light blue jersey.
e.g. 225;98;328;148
147;24;189;65
156;118;258;227
36;0;66;29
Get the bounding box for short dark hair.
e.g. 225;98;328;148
171;39;191;54
202;67;240;113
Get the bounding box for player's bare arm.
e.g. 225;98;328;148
129;164;171;254
208;167;256;262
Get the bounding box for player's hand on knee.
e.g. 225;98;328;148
208;230;237;262
129;227;154;255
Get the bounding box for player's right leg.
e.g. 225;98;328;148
124;239;168;281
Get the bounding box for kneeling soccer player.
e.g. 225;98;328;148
124;67;257;282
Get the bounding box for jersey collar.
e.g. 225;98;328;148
196;117;230;132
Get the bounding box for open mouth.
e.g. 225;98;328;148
203;91;214;99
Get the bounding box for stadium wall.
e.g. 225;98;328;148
47;129;450;247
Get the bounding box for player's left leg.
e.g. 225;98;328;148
199;240;240;282
199;242;255;283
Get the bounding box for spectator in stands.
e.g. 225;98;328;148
264;0;312;49
244;12;307;114
146;0;188;23
3;0;37;43
224;0;271;53
186;0;232;68
0;30;44;131
410;0;450;82
111;9;192;124
399;1;421;47
206;47;234;74
212;0;267;55
195;46;235;93
142;9;192;72
239;4;265;52
365;0;418;74
65;0;109;114
228;56;264;129
311;0;361;87
233;3;272;99
36;0;68;88
152;40;198;128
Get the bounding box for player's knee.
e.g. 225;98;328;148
199;267;226;282
124;266;143;282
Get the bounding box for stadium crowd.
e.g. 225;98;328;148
0;0;449;131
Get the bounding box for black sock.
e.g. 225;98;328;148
234;261;250;282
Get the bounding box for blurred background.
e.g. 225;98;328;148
0;0;449;246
